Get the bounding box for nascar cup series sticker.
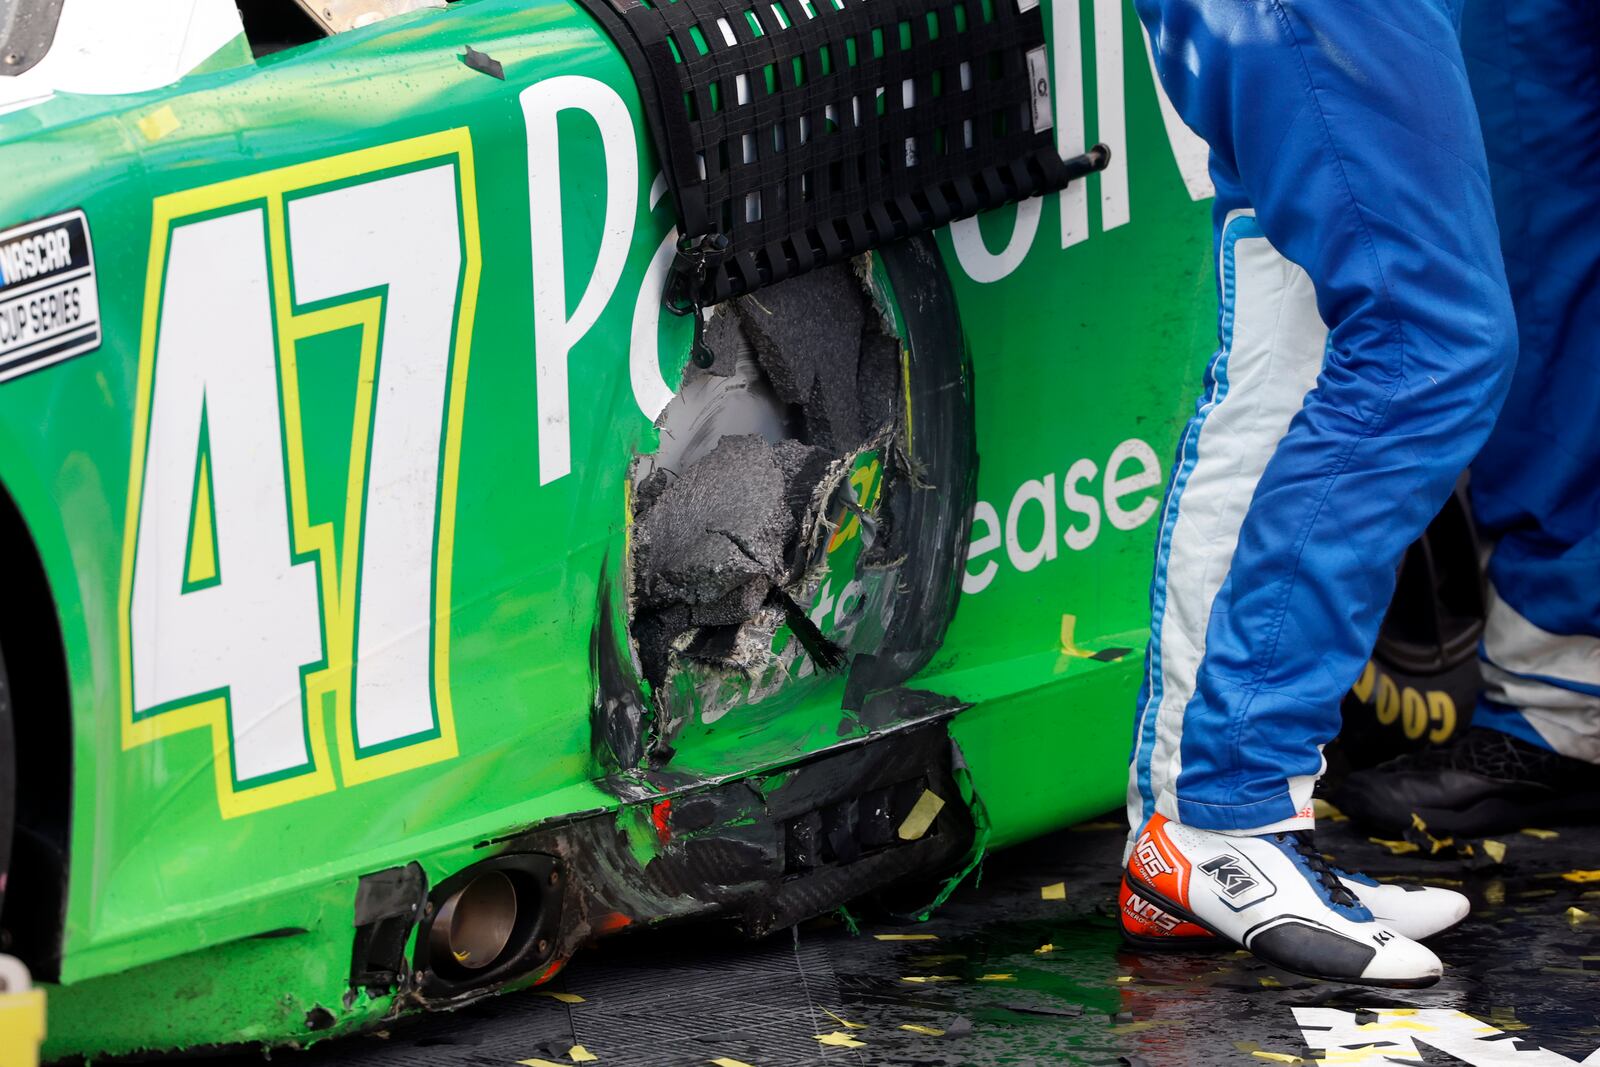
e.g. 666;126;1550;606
0;209;102;381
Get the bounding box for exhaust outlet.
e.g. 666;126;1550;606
416;853;563;994
429;870;518;971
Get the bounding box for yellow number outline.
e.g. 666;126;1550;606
118;129;481;817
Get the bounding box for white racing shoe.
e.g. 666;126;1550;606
1120;868;1469;948
1337;868;1470;940
1125;815;1444;987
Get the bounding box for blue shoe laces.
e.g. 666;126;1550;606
1276;831;1370;918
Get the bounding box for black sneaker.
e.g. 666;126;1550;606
1334;727;1600;837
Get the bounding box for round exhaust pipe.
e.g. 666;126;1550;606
429;870;519;971
416;853;563;994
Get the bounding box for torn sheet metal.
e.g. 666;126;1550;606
601;241;976;782
626;262;902;706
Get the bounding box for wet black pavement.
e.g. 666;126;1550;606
214;811;1600;1066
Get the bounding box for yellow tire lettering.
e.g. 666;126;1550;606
1350;659;1377;703
1402;686;1428;741
1427;690;1457;744
1375;672;1401;726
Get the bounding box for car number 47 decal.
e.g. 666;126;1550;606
117;131;482;818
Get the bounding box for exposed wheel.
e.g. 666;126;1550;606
1337;480;1484;769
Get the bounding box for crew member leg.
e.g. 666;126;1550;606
1466;0;1600;764
1334;0;1600;836
1127;0;1518;837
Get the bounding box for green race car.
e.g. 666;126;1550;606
0;0;1236;1056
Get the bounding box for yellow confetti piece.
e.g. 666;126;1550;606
821;1008;867;1030
1562;870;1600;883
977;974;1015;982
1312;798;1347;822
1059;614;1093;658
874;934;939;941
1489;1008;1529;1032
1369;837;1420;856
1252;1053;1303;1064
901;975;959;983
137;105;180;141
518;1060;567;1067
897;789;946;841
900;1024;945;1036
815;1031;867;1049
1568;907;1596;924
1411;812;1429;833
709;1060;756;1067
1033;944;1054;955
1115;975;1134;983
1481;840;1507;864
1259;976;1283;988
569;1046;599;1063
1521;828;1560;840
538;991;586;1004
1040;882;1066;900
1317;1048;1410;1066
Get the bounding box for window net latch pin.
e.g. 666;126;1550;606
664;231;732;368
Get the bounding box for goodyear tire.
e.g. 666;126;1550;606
1337;480;1483;769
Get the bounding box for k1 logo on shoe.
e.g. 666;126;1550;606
1198;850;1276;909
1200;855;1258;897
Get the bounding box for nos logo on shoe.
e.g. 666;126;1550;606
1199;852;1276;909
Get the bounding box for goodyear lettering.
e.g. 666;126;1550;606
1349;659;1459;744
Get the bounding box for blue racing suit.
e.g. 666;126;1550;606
1463;0;1600;765
1127;0;1519;835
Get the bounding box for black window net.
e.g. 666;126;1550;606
572;0;1108;308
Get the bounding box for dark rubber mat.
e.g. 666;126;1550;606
201;813;1600;1066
